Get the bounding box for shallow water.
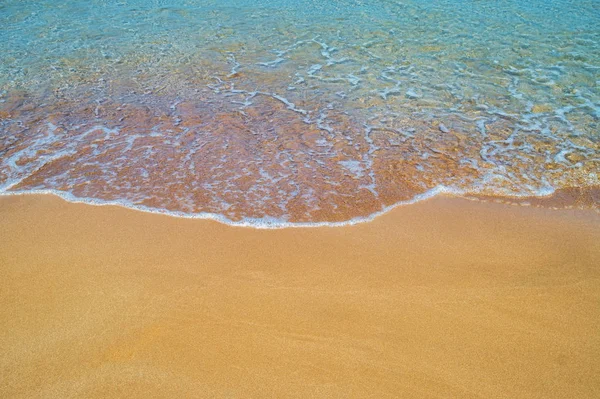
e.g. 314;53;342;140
1;0;599;226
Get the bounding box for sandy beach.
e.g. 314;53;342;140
1;194;599;398
2;1;598;398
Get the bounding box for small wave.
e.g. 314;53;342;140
0;186;461;229
1;184;576;229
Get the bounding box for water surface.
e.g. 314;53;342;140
1;0;598;226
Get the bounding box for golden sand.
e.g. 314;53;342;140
1;194;599;398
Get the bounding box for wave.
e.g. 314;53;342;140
0;185;571;229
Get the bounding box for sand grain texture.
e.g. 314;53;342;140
1;194;599;398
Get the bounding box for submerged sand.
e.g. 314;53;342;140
1;194;599;398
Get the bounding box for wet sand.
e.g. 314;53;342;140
1;194;599;398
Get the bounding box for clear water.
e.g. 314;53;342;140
1;0;599;226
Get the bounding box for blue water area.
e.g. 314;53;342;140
0;1;598;225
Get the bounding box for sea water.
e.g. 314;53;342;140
1;0;598;226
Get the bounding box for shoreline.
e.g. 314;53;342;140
1;194;599;398
0;184;597;229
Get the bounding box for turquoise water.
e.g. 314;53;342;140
1;0;599;226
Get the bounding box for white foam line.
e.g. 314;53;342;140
0;186;462;229
257;40;309;68
262;93;308;115
227;53;241;77
0;182;567;229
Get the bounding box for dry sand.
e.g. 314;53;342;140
1;194;599;398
